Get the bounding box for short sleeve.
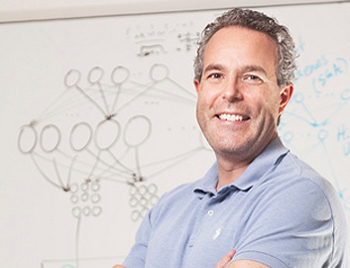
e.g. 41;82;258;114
233;178;336;267
122;209;153;268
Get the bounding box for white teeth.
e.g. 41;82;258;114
219;114;244;122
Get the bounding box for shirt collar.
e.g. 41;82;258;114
193;137;289;198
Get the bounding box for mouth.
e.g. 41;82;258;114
217;113;250;122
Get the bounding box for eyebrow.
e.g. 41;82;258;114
203;63;268;77
203;63;226;74
243;65;268;77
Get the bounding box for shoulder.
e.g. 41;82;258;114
248;152;346;227
237;152;347;266
259;151;340;206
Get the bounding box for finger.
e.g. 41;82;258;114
215;249;236;268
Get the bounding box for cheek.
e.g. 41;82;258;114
262;97;281;122
196;91;218;130
269;93;282;114
196;95;206;120
196;97;210;125
261;87;280;104
247;91;280;119
197;89;218;110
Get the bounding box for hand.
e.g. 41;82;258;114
215;249;236;268
112;265;126;268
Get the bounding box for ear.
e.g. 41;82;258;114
279;83;293;115
194;79;200;95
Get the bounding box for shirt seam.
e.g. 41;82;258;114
303;177;335;262
234;249;290;268
288;155;335;262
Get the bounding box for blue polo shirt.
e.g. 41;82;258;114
123;138;348;267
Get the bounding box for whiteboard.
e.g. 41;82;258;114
1;3;350;267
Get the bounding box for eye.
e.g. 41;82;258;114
207;73;223;79
243;74;263;84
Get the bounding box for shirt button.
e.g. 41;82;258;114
207;210;214;216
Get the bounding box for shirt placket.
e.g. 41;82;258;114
188;192;217;248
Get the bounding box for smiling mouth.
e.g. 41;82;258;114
217;113;250;122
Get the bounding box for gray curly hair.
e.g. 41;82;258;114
194;8;297;87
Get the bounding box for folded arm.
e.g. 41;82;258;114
216;250;269;268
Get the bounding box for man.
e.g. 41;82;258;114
114;8;348;267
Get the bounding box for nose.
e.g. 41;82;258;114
221;78;243;102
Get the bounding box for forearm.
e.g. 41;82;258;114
216;250;269;268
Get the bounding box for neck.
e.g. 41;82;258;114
215;135;277;191
215;155;250;191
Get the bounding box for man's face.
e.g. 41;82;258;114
194;26;292;162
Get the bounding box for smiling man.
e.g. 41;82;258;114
194;25;290;191
114;8;347;268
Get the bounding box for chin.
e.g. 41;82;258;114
213;141;246;154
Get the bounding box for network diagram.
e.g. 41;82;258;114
17;64;211;267
278;37;350;210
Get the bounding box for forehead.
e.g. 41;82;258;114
203;26;278;71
